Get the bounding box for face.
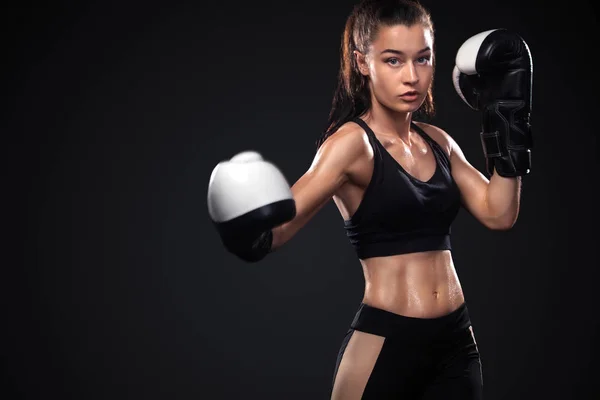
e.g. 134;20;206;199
355;24;434;113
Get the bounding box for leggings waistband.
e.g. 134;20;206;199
350;302;471;339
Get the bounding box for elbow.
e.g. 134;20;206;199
490;221;516;231
486;215;518;231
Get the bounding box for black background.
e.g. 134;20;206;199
5;0;599;398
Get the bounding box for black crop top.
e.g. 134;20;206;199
344;118;461;259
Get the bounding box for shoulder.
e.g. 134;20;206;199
317;120;371;161
308;120;372;176
413;121;457;158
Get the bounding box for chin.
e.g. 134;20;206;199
390;103;422;114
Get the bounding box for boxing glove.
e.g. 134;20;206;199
453;29;533;177
207;151;296;262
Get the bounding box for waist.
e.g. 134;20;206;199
360;251;465;318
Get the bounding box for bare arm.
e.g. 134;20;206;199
271;125;368;250
420;123;521;230
451;142;521;230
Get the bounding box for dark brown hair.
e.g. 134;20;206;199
316;0;435;149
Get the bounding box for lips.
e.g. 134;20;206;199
400;91;419;96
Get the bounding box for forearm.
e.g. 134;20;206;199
270;220;304;251
270;225;288;251
485;169;521;229
270;202;324;251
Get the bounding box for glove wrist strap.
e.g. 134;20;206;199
480;100;532;177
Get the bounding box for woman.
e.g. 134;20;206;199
208;0;531;398
268;0;523;398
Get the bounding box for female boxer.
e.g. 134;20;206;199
207;0;532;398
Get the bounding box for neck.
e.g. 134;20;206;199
362;98;413;141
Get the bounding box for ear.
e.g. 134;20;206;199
353;50;369;76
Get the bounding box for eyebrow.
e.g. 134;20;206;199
380;46;431;55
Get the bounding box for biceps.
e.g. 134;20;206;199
274;167;346;244
292;168;344;224
452;155;490;220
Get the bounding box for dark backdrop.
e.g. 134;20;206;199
5;0;599;399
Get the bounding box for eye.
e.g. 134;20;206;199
386;58;401;66
417;55;432;64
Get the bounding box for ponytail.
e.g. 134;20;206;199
316;12;371;149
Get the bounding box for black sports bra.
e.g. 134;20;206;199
343;118;461;259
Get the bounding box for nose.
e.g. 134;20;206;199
402;61;419;85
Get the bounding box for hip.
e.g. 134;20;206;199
348;300;478;362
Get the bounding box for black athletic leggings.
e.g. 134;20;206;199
330;302;483;399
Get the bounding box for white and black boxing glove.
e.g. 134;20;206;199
453;29;533;177
207;151;296;262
